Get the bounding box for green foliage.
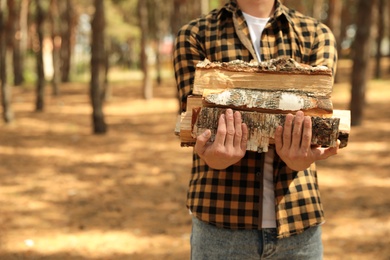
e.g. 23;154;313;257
105;0;140;42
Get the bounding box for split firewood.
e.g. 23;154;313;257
191;107;349;153
202;88;333;117
193;58;333;97
174;58;350;151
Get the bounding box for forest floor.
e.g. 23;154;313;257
0;62;390;260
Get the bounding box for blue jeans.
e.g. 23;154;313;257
191;216;323;260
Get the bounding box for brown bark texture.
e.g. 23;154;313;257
90;0;107;134
176;58;350;152
189;107;348;153
35;0;45;111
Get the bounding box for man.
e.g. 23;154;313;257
173;0;339;259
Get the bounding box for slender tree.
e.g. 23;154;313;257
15;0;29;86
312;0;323;20
350;0;376;126
374;0;385;79
35;0;45;111
60;0;74;82
90;0;107;133
152;0;163;86
50;0;61;95
201;0;209;14
7;0;23;86
0;0;13;122
326;0;343;81
138;0;152;99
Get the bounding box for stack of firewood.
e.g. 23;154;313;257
175;58;350;153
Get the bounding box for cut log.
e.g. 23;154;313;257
194;58;333;98
334;109;350;148
202;88;333;117
192;107;346;152
175;96;203;144
175;97;350;150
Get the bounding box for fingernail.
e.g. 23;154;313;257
226;109;233;114
203;130;210;137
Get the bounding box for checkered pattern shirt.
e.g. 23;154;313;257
173;0;337;238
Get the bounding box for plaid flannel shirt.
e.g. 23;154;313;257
173;0;337;238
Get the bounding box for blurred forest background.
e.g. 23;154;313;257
0;0;389;259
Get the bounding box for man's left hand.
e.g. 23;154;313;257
274;111;339;171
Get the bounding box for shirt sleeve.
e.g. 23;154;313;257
173;22;206;112
309;22;338;78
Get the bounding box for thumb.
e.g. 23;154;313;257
194;129;211;155
314;145;338;161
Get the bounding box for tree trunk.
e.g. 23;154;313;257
312;0;323;20
350;0;375;126
60;0;73;82
374;0;385;79
138;0;152;99
201;0;209;14
103;39;110;101
326;0;342;81
389;0;390;74
35;0;45;111
7;0;22;86
90;0;107;134
14;0;29;86
50;0;61;95
0;0;13;122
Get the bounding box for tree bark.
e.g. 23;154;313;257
326;0;342;81
6;0;23;86
14;0;29;86
176;94;350;151
201;0;209;14
50;0;61;95
153;0;162;86
138;0;152;99
374;0;385;79
0;0;13;122
90;0;107;134
192;107;348;152
35;0;45;111
60;0;73;82
202;89;333;116
312;0;323;20
350;0;375;126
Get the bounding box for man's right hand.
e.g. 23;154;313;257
194;109;248;170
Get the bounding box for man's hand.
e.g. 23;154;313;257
195;109;248;170
275;111;339;171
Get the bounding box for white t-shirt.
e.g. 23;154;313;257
242;12;269;62
243;12;276;228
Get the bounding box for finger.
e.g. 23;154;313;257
224;109;235;147
240;122;248;151
300;116;312;153
195;129;211;156
233;111;243;148
274;125;283;152
283;114;294;149
291;111;304;149
214;113;227;145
